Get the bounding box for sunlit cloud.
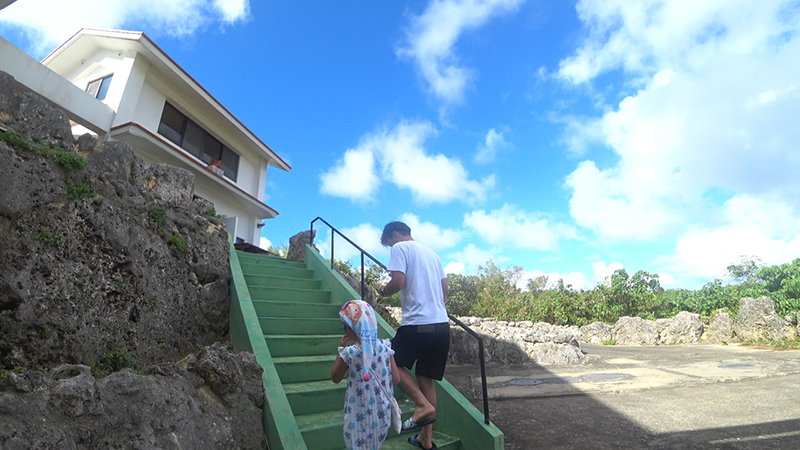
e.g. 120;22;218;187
397;0;525;116
447;243;507;275
321;120;494;205
517;269;588;291
398;213;462;250
475;126;512;164
559;0;800;263
0;0;250;57
464;203;578;251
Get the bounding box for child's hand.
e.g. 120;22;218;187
340;335;350;347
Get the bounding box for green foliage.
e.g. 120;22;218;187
62;177;93;199
445;273;481;316
0;366;25;381
36;228;62;246
169;235;188;254
1;128;86;170
203;207;227;219
54;149;87;170
601;339;617;345
149;208;167;224
112;280;127;291
439;255;800;328
91;348;139;377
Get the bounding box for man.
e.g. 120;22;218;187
378;221;449;450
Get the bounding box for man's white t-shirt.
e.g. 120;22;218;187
387;240;448;326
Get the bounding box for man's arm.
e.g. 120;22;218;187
441;277;449;299
381;271;405;296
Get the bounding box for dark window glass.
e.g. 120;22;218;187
157;103;185;145
202;135;223;164
97;75;113;101
182;120;205;158
157;102;240;181
220;147;239;182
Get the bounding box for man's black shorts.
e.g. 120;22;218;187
391;322;450;380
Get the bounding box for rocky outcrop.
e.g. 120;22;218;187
0;343;265;449
733;296;796;341
0;71;231;370
286;229;316;263
702;312;734;343
658;311;704;345
613;316;659;345
448;317;585;366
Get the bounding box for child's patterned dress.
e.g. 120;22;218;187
338;338;395;450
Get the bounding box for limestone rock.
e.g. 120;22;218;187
613;316;659;345
286;229;316;263
702;312;734;343
0;344;265;449
660;311;704;344
734;297;796;341
580;322;613;344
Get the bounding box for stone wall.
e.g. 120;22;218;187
444;297;797;366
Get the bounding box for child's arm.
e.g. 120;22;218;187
331;335;350;383
390;355;400;385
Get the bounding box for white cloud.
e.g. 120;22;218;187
444;261;466;275
319;147;379;202
397;0;525;115
560;0;800;245
463;203;578;251
475;126;512;164
591;260;624;285
657;195;800;282
259;236;272;250
447;243;506;275
0;0;250;57
398;213;462;250
321;120;494;205
516;269;589;291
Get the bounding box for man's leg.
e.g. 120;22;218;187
397;367;435;422
416;374;437;448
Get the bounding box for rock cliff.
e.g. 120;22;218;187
0;71;265;448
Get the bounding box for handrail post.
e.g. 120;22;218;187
360;253;366;298
478;335;489;424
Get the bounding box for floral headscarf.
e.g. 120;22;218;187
339;300;379;381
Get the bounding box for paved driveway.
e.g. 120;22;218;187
445;343;800;449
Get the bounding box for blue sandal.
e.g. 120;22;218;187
401;416;436;431
408;434;438;450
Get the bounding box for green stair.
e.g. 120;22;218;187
229;246;503;450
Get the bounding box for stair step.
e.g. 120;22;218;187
253;300;341;319
244;274;322;289
236;252;307;268
265;334;343;357
296;408;459;450
248;286;331;303
260;317;342;336
284;380;346;416
273;354;336;383
240;263;315;279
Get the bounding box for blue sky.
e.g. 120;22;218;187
3;0;800;290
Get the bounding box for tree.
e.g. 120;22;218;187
726;255;764;284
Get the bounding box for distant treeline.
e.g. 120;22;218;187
334;256;800;326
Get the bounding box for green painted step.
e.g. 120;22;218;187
259;317;342;336
244;274;322;290
248;286;331;303
265;334;342;357
273;354;336;383
239;262;315;279
252;300;341;319
284;380;346;416
236;252;307;268
296;408;459;450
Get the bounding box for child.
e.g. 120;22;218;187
332;300;401;450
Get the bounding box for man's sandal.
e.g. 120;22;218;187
401;416;436;431
408;433;438;450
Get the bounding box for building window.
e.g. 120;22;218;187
157;102;239;181
86;74;113;101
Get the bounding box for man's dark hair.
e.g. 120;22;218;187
380;221;411;246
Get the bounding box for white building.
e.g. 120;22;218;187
1;28;290;245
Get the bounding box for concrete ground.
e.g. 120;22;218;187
444;343;800;449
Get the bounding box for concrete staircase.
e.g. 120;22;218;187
237;251;462;450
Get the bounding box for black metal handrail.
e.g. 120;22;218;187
310;217;490;424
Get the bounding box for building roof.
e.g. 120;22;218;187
42;28;291;172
